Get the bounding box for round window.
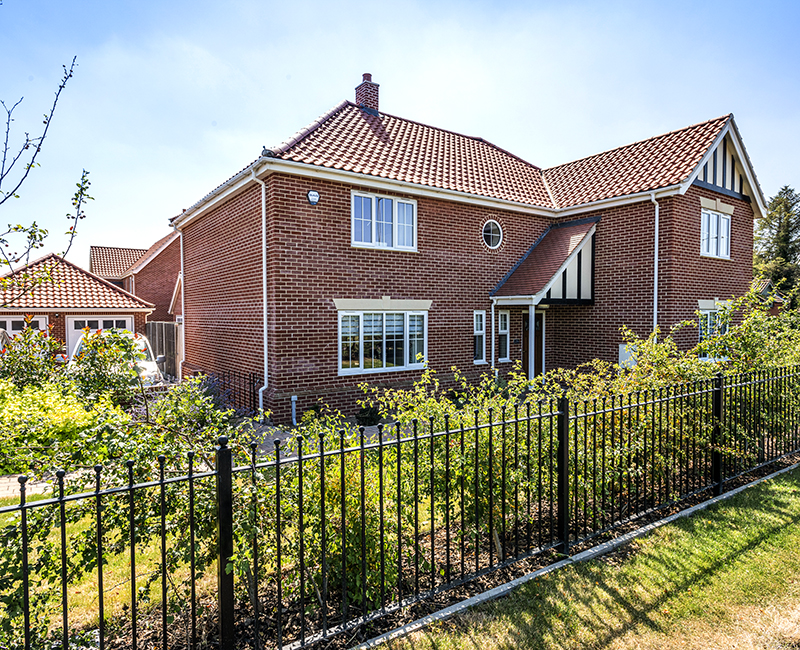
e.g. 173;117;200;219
483;220;503;249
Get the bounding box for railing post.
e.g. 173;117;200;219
216;436;236;646
712;373;723;496
557;394;571;554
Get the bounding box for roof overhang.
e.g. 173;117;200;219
169;273;182;315
679;117;767;219
124;232;180;277
0;307;153;313
170;117;765;230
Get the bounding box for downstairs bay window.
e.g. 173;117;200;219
339;311;427;375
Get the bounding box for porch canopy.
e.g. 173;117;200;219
491;216;599;306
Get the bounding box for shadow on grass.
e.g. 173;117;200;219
398;471;800;650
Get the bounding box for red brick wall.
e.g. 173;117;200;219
181;173;551;420
181;174;754;422
544;184;753;370
181;184;264;380
131;238;180;322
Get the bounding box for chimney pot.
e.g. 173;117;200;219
363;73;372;82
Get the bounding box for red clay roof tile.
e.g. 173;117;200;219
1;254;153;311
89;246;148;278
543;115;730;207
272;102;554;208
493;218;598;297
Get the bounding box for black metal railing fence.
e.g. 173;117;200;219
2;366;800;650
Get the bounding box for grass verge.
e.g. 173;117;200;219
389;468;800;650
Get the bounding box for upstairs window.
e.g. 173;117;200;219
701;209;730;259
352;192;417;251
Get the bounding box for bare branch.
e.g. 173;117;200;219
0;57;77;208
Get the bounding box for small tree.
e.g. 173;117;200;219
0;57;91;306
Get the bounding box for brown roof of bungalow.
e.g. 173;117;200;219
1;254;153;311
89;245;148;279
542;115;731;208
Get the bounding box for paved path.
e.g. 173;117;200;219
0;474;54;501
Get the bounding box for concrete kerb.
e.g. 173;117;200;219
356;460;800;649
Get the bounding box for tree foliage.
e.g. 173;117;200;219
754;185;800;299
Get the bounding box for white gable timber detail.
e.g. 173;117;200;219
682;118;766;219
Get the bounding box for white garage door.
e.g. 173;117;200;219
67;316;132;357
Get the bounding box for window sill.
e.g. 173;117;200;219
339;363;426;377
351;244;418;253
498;358;512;363
699;253;731;261
473;360;488;366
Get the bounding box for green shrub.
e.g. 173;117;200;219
0;316;63;388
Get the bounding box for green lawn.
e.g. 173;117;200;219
389;468;800;650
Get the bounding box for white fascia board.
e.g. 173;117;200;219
125;233;180;276
171;160;265;230
172;158;555;230
679;120;766;219
0;307;153;313
552;186;683;219
493;295;541;306
725;121;767;218
172;158;688;231
169;273;182;315
261;160;555;216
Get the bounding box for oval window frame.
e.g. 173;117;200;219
482;220;503;249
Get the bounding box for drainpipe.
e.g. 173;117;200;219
175;227;184;378
251;169;269;419
650;192;659;332
490;298;496;374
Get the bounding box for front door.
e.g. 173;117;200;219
522;312;544;378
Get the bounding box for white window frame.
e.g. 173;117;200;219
0;315;48;336
698;308;729;361
482;220;503;249
338;310;427;376
351;191;417;252
498;310;510;362
700;208;731;259
473;310;486;364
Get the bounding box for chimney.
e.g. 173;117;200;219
355;73;379;113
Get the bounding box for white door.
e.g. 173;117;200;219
66;316;132;358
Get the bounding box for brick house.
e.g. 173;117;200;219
0;254;153;356
90;234;181;322
171;74;766;423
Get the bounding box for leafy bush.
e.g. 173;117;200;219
69;328;144;404
0;316;63;387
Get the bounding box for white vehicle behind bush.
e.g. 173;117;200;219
69;329;166;386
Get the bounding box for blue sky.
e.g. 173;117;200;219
2;0;798;267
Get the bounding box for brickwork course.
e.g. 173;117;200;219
172;73;766;423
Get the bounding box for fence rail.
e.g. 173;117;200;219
2;367;800;649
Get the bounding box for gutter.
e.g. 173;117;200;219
171;156;685;231
650;192;659;332
251;168;269;419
